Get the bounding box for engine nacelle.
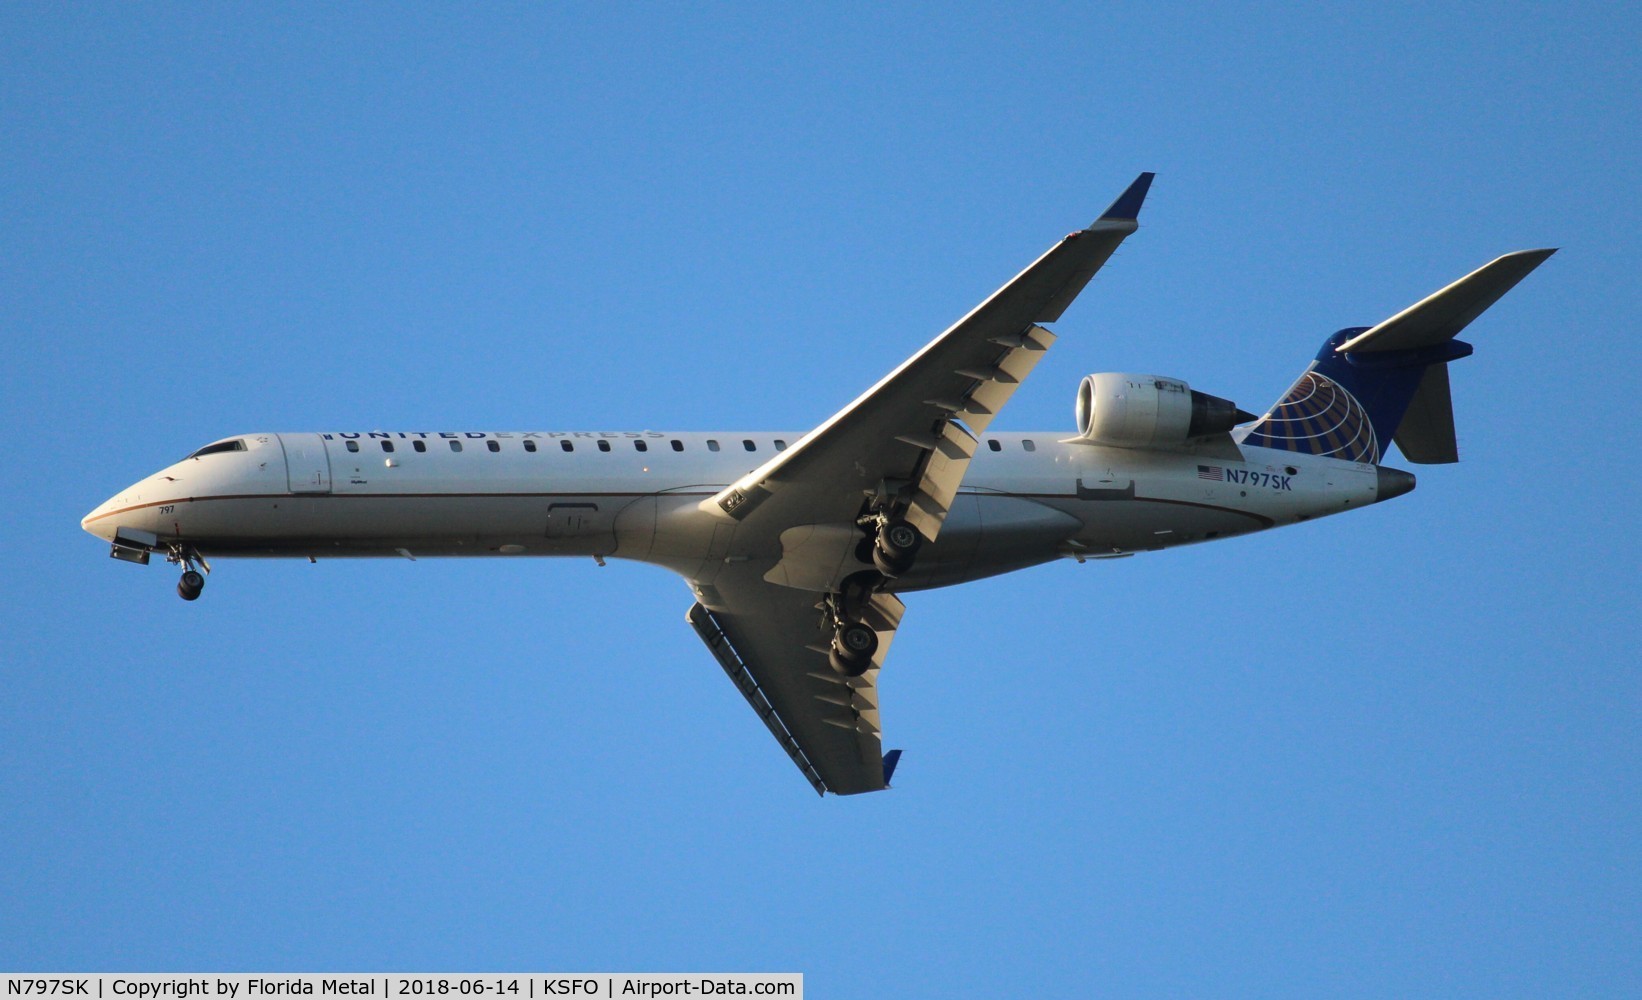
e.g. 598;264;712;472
1074;373;1248;448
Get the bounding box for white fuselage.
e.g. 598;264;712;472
82;430;1394;592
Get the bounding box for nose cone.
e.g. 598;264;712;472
1374;466;1417;503
84;474;150;541
82;495;121;540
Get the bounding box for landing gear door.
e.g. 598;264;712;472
279;433;332;493
545;501;618;555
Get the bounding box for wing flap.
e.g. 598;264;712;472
959;326;1059;435
914;422;980;525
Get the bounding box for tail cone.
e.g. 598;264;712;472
1375;466;1417;503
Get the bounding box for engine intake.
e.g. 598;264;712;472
1075;373;1252;448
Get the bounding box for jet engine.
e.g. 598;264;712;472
1074;373;1253;448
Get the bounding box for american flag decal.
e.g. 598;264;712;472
1197;465;1223;481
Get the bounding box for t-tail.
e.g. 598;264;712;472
1239;249;1555;475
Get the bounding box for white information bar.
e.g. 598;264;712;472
0;976;801;1000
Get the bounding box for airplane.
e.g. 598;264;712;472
82;173;1554;796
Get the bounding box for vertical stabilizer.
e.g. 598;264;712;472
1393;364;1459;464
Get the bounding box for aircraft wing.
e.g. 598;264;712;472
705;172;1154;545
687;568;907;796
688;175;1153;794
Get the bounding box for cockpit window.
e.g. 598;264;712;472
187;439;247;459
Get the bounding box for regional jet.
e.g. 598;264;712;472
83;174;1554;795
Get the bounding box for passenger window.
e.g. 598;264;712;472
1022;440;1036;452
450;440;463;452
413;440;427;453
707;440;721;452
774;439;787;451
381;441;394;452
987;439;1001;452
597;440;611;452
487;440;501;453
561;440;574;452
635;440;648;452
523;440;537;453
345;440;359;453
743;439;756;452
671;439;684;452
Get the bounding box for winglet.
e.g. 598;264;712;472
881;749;903;786
1097;172;1155;222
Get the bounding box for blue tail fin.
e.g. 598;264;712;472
1240;331;1470;464
1239;249;1554;465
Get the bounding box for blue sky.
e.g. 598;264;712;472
4;4;1638;995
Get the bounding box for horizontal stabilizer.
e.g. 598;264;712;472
1337;249;1556;353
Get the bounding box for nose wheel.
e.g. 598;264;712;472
177;569;205;601
166;544;210;601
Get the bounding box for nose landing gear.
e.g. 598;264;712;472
166;544;210;601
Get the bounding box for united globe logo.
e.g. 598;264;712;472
1242;370;1379;463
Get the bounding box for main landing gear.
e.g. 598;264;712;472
167;544;210;601
854;508;925;579
871;517;922;577
825;508;928;676
828;613;879;678
822;571;879;677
